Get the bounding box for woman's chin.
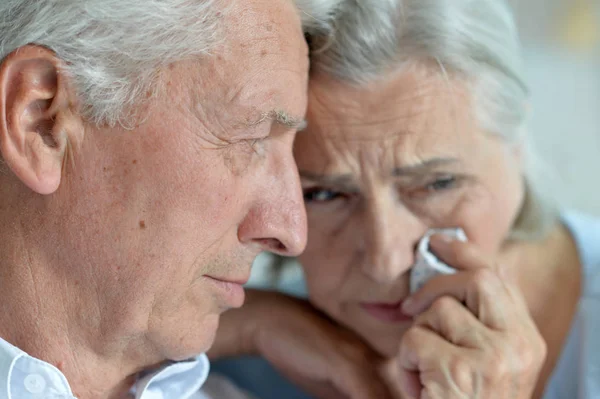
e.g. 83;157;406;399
360;325;411;358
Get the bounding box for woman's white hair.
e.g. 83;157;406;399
0;0;339;127
308;0;556;240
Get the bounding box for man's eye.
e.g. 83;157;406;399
303;188;343;203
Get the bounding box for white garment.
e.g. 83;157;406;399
0;337;251;399
409;228;467;293
541;210;600;399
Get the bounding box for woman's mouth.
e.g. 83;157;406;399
360;300;414;323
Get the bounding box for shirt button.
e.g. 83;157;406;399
24;374;46;394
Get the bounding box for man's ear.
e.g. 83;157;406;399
0;45;79;194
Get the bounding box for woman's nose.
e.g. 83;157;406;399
360;198;425;284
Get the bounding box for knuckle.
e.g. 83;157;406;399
537;336;548;361
448;357;475;392
401;326;423;349
431;296;458;315
529;327;548;360
471;268;498;290
519;334;547;372
518;348;538;373
490;354;511;380
483;343;513;380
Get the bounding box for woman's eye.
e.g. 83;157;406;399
426;176;457;192
303;188;343;203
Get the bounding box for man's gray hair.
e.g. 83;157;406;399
0;0;339;128
308;0;556;240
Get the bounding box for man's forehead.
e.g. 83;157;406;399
224;0;309;69
227;0;303;43
187;0;309;136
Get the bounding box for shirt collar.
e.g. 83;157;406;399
132;355;210;399
0;337;74;399
0;336;210;399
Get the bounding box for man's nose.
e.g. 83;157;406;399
237;146;307;256
360;197;425;284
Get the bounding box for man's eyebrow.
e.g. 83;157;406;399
248;109;307;131
392;158;459;176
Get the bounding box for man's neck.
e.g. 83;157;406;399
0;245;158;399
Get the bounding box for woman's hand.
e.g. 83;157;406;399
397;236;547;399
210;289;396;399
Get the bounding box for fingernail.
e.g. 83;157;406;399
430;234;452;247
402;297;416;315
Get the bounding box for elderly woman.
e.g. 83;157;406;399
211;0;600;398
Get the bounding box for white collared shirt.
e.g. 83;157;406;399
0;337;252;399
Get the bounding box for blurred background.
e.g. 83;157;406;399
511;0;599;215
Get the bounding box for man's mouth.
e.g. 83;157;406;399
203;273;250;309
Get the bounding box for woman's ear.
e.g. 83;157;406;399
0;45;80;194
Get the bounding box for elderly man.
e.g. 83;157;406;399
0;0;352;398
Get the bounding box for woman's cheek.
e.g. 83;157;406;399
453;197;513;255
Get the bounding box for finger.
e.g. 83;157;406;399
403;269;514;330
399;370;421;399
413;296;491;349
429;235;495;273
430;236;527;313
399;325;462;375
379;360;409;399
415;236;520;328
399;326;476;398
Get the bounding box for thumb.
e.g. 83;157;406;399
380;360;418;399
398;369;421;399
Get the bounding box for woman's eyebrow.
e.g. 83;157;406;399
299;171;355;186
299;158;460;185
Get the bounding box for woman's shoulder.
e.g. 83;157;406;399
561;209;600;296
543;210;600;399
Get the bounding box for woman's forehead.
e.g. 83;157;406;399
298;67;486;174
306;69;476;141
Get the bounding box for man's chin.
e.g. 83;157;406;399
161;314;220;361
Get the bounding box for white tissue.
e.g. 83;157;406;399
409;228;467;294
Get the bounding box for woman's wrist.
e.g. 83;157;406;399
207;288;289;360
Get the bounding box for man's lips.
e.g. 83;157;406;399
204;274;250;308
205;274;250;286
360;300;414;323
